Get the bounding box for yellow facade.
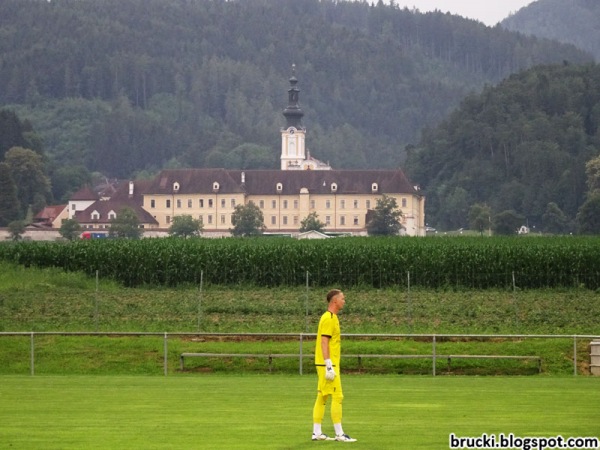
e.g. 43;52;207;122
143;191;425;236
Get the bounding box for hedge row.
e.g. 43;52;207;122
1;236;599;289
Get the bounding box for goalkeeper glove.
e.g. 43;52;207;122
325;358;336;381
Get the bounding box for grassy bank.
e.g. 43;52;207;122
1;262;599;376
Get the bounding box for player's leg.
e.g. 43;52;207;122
312;391;331;440
331;385;357;442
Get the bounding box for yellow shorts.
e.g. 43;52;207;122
316;366;343;396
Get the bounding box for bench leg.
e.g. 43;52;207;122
180;356;184;371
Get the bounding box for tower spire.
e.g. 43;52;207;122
283;64;304;129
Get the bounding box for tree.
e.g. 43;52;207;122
366;195;403;236
468;203;492;236
169;215;203;238
585;155;600;194
109;207;142;239
59;218;82;241
299;212;325;233
231;201;265;236
576;192;600;235
492;210;524;235
542;202;568;234
4;146;51;217
0;162;21;226
7;220;26;241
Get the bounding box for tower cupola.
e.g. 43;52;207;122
282;64;304;129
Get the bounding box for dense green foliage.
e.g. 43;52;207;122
366;194;403;235
0;0;591;186
1;236;600;289
407;63;600;231
502;0;600;60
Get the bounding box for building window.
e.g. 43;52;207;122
283;216;288;225
166;199;171;208
326;200;331;209
340;200;346;209
294;200;299;209
310;200;316;209
177;199;182;208
188;199;192;208
199;199;204;208
354;216;359;226
166;216;171;224
221;214;226;224
325;216;331;225
150;199;155;208
221;199;226;208
353;199;358;209
272;200;277;209
340;216;345;226
283;200;288;209
366;200;371;209
293;216;299;225
259;200;264;209
208;199;213;208
108;211;116;220
207;215;213;224
91;211;100;220
271;216;276;225
231;199;236;208
402;198;407;208
199;216;203;224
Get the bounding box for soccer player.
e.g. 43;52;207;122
311;289;357;443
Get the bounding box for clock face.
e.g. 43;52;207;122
288;127;296;134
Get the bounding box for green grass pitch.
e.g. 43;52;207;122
1;375;599;449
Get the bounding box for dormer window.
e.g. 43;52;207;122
108;210;117;220
91;210;100;220
173;182;180;192
372;183;379;193
331;183;338;192
276;182;283;193
213;182;220;192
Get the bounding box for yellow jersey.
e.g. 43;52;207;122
315;310;341;367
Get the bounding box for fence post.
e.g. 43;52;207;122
30;332;35;376
164;332;168;376
299;333;304;375
512;271;519;329
197;270;204;331
406;271;412;334
95;270;99;332
305;271;309;333
432;335;436;377
573;336;577;377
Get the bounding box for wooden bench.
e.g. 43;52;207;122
180;352;542;373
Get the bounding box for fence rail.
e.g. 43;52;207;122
2;332;599;377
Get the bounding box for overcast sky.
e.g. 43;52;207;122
389;1;536;26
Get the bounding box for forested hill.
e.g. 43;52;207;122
406;63;600;232
502;0;600;60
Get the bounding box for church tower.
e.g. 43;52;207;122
280;65;331;171
281;65;307;170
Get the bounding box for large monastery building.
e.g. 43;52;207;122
72;69;425;237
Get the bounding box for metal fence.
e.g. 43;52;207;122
1;332;599;377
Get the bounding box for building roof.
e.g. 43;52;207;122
74;180;158;225
147;168;420;197
70;185;98;201
34;205;67;221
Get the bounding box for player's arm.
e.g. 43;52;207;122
321;335;336;380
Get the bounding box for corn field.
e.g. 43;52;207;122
1;236;599;289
